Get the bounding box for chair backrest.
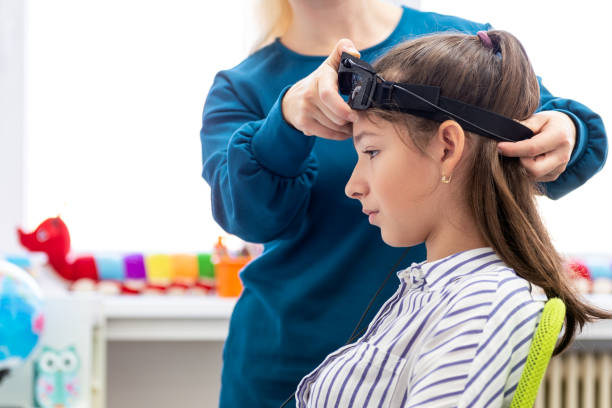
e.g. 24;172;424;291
510;297;566;408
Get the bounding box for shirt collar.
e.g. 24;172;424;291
398;247;504;290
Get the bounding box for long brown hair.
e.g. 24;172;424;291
369;30;611;355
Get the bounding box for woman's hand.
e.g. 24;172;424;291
282;39;361;140
497;111;577;182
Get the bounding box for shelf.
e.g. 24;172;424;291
103;295;237;341
103;295;237;319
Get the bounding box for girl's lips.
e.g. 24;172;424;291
363;210;379;223
368;213;378;223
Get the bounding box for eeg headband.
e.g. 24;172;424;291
338;52;533;142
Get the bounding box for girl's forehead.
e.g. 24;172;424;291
353;130;382;146
353;116;395;140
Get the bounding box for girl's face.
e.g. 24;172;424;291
345;114;443;247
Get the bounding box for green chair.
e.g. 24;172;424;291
510;297;566;408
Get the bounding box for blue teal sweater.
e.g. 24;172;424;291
200;7;607;407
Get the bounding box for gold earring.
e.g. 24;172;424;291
441;174;452;184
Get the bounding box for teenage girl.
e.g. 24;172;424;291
294;30;612;407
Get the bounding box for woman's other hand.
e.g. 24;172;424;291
282;39;361;140
497;111;577;182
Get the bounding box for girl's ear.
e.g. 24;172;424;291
429;120;465;177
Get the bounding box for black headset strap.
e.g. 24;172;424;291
340;53;534;143
373;82;533;142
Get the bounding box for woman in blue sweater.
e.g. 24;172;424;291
200;1;607;406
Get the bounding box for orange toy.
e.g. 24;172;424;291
215;256;249;297
213;237;250;297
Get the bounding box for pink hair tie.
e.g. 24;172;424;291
477;31;493;49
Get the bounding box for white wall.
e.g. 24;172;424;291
0;0;25;254
22;0;250;254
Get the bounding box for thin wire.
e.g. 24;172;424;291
279;247;412;407
345;247;411;344
349;327;368;343
279;390;295;408
390;83;519;142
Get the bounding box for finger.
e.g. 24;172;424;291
324;38;360;71
527;162;565;183
311;106;353;135
543;163;567;182
535;164;566;183
317;72;356;122
519;114;548;134
497;130;559;158
316;90;352;126
519;152;566;181
305;120;353;141
497;113;549;157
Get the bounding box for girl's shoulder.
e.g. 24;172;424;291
449;263;533;292
444;265;543;319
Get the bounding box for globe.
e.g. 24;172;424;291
0;260;45;383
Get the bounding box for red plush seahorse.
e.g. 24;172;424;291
17;217;98;282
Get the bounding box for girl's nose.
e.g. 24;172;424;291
345;169;366;199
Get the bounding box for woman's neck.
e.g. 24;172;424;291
281;0;403;55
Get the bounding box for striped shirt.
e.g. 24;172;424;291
295;247;544;407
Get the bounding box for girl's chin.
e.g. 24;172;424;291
380;230;421;248
380;233;404;248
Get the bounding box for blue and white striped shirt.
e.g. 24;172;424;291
295;247;544;407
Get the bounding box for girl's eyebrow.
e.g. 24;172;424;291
353;131;380;146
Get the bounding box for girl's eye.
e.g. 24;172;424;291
363;149;379;159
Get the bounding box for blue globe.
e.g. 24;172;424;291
0;260;45;378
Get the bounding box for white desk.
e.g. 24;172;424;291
103;295;237;341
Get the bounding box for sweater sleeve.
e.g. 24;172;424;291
535;78;608;199
200;71;318;243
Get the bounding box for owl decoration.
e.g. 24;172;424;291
33;345;80;408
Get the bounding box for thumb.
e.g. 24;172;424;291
324;38;360;70
519;112;548;134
